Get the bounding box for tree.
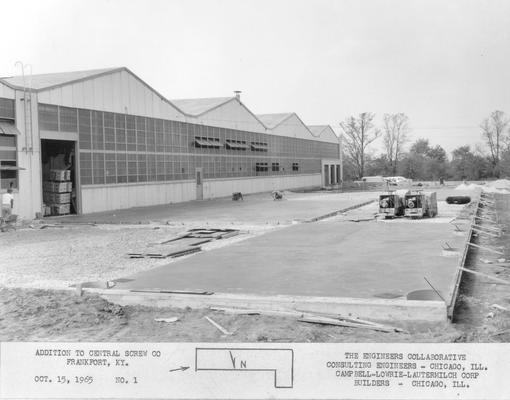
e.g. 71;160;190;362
480;110;509;177
382;113;410;174
410;138;431;155
340;112;381;179
399;139;448;180
365;154;392;176
450;145;491;180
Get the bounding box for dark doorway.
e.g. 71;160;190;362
41;139;77;216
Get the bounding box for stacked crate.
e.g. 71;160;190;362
43;169;72;216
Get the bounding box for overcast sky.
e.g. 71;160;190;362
1;0;509;154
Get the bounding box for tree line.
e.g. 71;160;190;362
340;111;510;181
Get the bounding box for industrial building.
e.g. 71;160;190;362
0;67;342;220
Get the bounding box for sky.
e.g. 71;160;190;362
1;0;510;154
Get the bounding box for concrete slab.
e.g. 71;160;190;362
55;191;378;225
114;216;468;302
84;188;479;323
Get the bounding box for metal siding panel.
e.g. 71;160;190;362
0;82;15;98
81;80;94;109
102;74;114;111
93;78;104;110
61;85;73;106
112;71;123;113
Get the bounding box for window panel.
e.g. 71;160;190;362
105;153;116;184
59;106;77;132
78;109;91;150
116;153;127;183
92;152;105;184
1;160;18;189
39;104;59;131
137;153;147;182
126;115;136;151
0;98;15;120
156;154;165;181
136;116;146;152
147;153;156;181
79;152;92;185
91;111;104;150
127;153;137;183
146;118;155;152
115;114;126;151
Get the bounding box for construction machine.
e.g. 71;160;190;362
378;189;409;218
404;191;438;218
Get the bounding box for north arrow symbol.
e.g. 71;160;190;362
169;366;190;373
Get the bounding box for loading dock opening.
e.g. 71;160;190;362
41;139;78;216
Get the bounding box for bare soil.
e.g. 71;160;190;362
1;287;464;342
453;193;510;342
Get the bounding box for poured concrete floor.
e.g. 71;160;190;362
114;208;469;301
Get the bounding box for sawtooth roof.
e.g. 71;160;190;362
256;113;293;129
171;97;233;116
0;67;120;91
308;125;329;137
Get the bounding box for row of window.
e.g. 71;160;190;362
79;150;314;185
196;137;267;152
38;103;339;159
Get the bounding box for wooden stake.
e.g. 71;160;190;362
475;215;498;224
472;228;499;238
458;267;510;285
468;242;504;255
471;224;501;233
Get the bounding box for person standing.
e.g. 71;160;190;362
2;188;14;219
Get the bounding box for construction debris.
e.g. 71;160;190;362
129;246;202;259
204;316;232;335
298;315;408;334
129;228;241;259
154;317;180;323
210;306;408;334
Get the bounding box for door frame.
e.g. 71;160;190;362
195;167;203;200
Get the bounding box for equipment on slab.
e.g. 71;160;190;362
404;191;437;218
378;189;409;218
271;190;284;200
446;195;471;205
232;192;244;201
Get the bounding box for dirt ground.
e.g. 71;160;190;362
453;193;510;342
1;191;508;343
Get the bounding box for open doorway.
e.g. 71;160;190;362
41;139;78;216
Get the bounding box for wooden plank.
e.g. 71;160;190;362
204;316;232;335
299;316;399;333
130;289;213;295
168;247;201;258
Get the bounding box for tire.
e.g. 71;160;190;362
446;196;471;205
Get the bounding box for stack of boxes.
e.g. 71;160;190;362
43;169;72;216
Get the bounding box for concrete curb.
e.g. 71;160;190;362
87;288;447;324
305;199;377;223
